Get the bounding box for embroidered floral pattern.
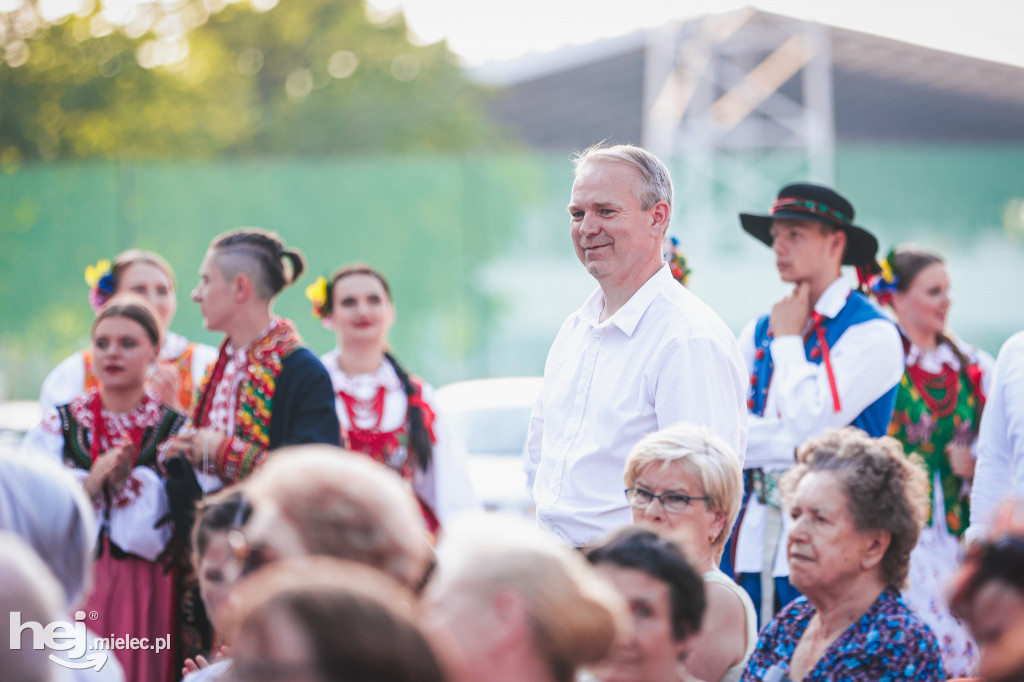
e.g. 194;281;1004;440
742;589;945;681
192;318;302;483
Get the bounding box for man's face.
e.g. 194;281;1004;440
769;218;844;285
568;161;664;287
191;253;236;333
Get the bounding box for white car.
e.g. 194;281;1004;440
0;400;42;456
435;377;542;518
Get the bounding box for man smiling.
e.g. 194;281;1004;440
527;143;747;548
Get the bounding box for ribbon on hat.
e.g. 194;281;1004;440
772;197;853;227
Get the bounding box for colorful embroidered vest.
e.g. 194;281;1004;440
888;351;985;536
190;319;303;482
56;392;184;472
748;290;899;438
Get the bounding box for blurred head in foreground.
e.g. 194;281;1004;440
237;445;432;591
0;531;65;682
223;556;446;682
951;528;1024;682
423;514;625;682
585;527;706;682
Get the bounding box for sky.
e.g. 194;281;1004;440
367;0;1024;68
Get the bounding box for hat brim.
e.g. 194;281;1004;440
740;211;878;266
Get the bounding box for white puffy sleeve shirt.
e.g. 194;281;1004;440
969;331;1024;541
734;276;904;576
739;277;905;471
528;265;748;547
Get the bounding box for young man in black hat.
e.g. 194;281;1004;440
730;183;904;624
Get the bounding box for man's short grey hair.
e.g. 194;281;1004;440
573;143;674;215
0;455;95;610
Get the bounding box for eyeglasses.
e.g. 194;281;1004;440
624;487;710;514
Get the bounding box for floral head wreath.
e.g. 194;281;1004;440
84;259;115;313
665;236;691;287
305;275;329;320
868;248;899;306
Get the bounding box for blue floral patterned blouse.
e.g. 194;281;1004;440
741;588;945;681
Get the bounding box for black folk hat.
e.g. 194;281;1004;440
739;183;879;266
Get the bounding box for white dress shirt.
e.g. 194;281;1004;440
735;276;904;576
969;331;1024;541
528;264;748;547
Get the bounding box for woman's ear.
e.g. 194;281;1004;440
860;529;891;572
710;509;727;544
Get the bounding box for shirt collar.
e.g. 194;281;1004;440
578;265;674;337
814;276;853;319
227;318;279;358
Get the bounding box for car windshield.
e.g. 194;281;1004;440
449;406;532;456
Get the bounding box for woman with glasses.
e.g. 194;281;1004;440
623;423;756;682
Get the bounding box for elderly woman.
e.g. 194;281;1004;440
742;428;945;681
424;515;625;682
624;423;756;682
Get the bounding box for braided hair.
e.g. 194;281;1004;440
210;228;306;300
326;264;434;472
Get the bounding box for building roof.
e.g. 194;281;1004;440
470;8;1024;149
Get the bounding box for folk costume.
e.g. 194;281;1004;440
320;349;479;533
732;184;904;624
39;331;217;415
889;340;992;676
190;318;340;486
21;389;185;682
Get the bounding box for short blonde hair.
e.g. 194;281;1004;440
435;515;626;682
624;423;743;560
244;445;431;591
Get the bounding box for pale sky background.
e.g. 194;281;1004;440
368;0;1024;68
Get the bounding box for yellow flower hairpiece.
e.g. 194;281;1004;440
879;257;894;284
84;259;112;288
305;276;328;319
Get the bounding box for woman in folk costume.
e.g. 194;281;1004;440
21;296;185;682
40;249;217;415
307;264;478;533
873;245;994;677
167;228;340;488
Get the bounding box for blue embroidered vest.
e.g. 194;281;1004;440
748;291;898;438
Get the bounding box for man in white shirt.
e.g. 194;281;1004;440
969;331;1024;542
527;144;748;548
731;183;904;623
